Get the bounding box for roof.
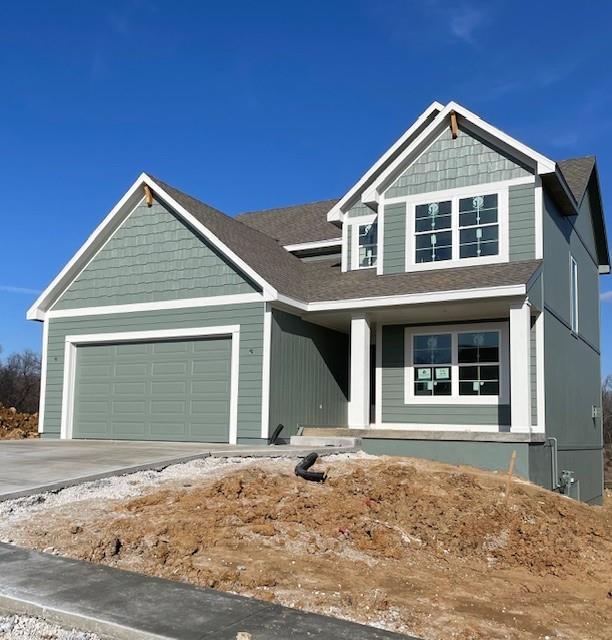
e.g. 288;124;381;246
302;258;542;302
236;199;340;245
557;156;596;204
149;175;541;303
146;176;310;300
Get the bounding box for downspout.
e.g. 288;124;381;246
547;436;560;491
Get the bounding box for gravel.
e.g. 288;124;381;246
0;614;99;640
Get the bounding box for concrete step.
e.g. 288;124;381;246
290;435;362;448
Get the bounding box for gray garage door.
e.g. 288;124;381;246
72;337;231;442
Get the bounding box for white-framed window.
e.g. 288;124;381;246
570;255;578;333
350;215;378;270
404;322;509;405
403;184;509;272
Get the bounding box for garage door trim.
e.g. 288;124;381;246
61;325;241;443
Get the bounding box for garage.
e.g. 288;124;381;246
71;336;232;442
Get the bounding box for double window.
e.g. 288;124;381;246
409;189;505;269
406;324;507;404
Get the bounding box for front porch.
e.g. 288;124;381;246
301;290;543;437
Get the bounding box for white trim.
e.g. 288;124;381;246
509;301;532;433
47;293;266;319
375;322;382;426
283;238;342;252
534;176;543;260
361;101;553;207
260;303;272;439
37;320;49;433
350;214;378;271
534;311;545;433
376;200;385;276
374;422;500;433
341;219;349;272
28;173;278;320
403;322;510;406
327;101;444;222
60;325;241;444
403;183;511;273
348;315;371;428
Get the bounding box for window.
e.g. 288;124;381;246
354;221;378;268
570;256;578;332
458;331;500;396
409;189;506;269
413;334;452;396
459;194;499;258
415;200;452;263
405;323;508;404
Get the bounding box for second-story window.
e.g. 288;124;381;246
358;222;378;268
409;189;505;269
459;194;499;258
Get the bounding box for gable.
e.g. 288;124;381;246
385;127;532;199
52;198;258;310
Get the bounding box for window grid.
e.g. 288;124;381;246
457;331;500;396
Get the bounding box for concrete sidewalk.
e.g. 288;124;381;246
0;543;415;640
0;440;356;502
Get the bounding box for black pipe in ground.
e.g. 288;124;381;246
294;452;327;482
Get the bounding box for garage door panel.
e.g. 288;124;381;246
73;336;231;442
151;381;186;395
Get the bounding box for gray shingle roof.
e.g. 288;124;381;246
148;174;542;303
236;199;341;245
557;156;595;204
302;258;541;302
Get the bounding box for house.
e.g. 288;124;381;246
28;101;609;503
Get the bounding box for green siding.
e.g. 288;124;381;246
73;337;231;442
385;127;531;199
382;202;406;274
509;183;536;260
43;303;264;440
542;188;603;503
269;310;348;436
54;198;257;310
346;201;374;218
381;325;510;427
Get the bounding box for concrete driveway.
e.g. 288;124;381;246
0;439;355;502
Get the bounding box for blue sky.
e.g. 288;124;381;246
1;0;611;375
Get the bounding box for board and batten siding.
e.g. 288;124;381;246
509;183;536;261
384;127;531;199
268;310;348;436
381;325;511;427
382;202;406;274
42;303;265;440
53;198;258;310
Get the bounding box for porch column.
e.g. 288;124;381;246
348;314;370;428
510;300;532;433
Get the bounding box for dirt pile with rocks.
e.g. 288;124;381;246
0;404;38;439
8;456;612;640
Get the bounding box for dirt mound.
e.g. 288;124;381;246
0;404;38;439
10;456;612;639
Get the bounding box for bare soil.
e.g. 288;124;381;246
0;405;38;439
5;455;612;639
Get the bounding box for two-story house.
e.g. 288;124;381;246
28;101;609;503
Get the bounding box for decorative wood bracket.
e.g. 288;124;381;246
143;184;153;207
449;110;459;139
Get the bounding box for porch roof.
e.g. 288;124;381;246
302;259;541;302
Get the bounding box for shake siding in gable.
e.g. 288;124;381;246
42;303;264;440
53;199;258;310
382;203;406;274
384;128;531;199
